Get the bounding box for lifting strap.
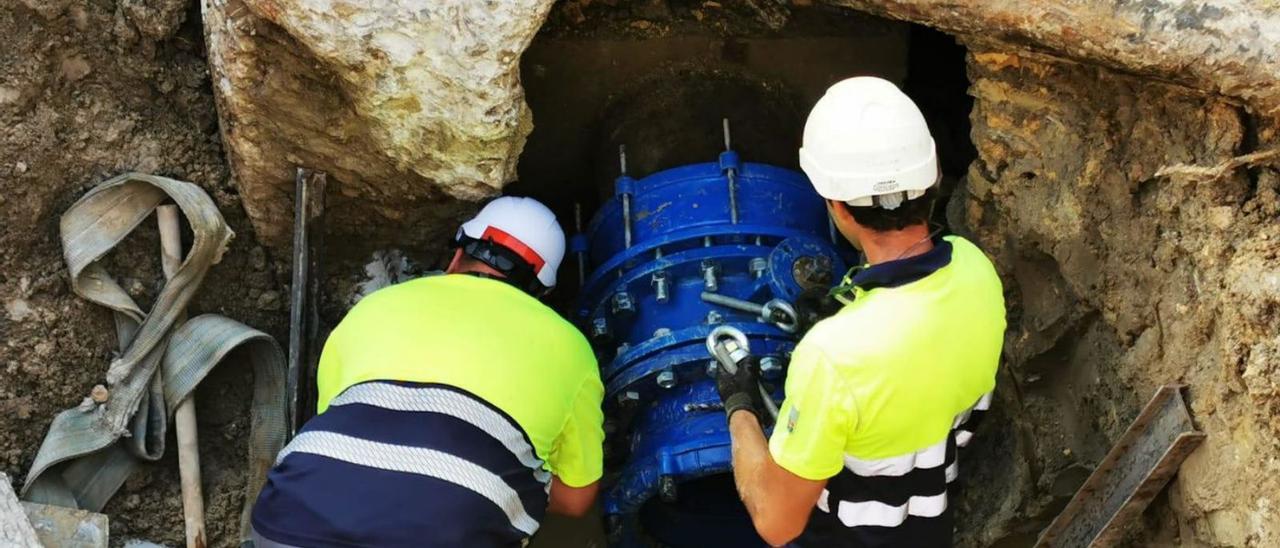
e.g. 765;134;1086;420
21;172;288;544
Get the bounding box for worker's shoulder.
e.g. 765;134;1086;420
353;274;441;302
354;274;524;308
797;310;879;358
945;235;1001;280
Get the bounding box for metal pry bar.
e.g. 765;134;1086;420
288;168;327;436
1034;385;1205;547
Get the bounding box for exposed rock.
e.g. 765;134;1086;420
17;0;71;21
203;0;556;248
120;0;188;41
0;473;41;547
824;0;1280;118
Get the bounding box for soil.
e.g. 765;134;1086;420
0;2;289;545
952;45;1280;547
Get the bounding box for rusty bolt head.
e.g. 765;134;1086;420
793;255;834;291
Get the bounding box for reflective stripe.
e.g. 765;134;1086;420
843;436;948;477
330;383;550;485
278;431;541;535
945;461;958;483
974;391;993;411
817;489;831;513
953;390;993;428
835;493;948;528
955;430;974;447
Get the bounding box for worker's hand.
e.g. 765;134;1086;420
794;287;841;335
715;356;766;422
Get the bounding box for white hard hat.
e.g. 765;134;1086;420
457;196;565;290
799;77;938;209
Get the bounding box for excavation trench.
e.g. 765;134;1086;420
324;7;1030;547
301;5;1280;545
3;1;1279;547
505;11;984;547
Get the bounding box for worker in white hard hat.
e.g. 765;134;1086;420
715;76;1007;546
251;196;605;547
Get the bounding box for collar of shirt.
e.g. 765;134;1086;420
850;237;954;291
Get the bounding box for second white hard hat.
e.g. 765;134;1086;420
798;77;938;209
457;196;566;289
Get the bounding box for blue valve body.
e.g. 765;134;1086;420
576;157;847;545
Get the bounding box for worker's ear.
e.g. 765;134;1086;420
825;200;862;251
444;248;465;273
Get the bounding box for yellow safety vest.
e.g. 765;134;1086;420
315;274;605;487
769;235;1005;543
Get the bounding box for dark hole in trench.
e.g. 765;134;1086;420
502;8;982;547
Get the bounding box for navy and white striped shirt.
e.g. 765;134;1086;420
252;382;549;547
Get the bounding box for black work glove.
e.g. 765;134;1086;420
794;286;842;335
715;356;766;422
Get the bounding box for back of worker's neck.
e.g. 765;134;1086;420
856;224;935;265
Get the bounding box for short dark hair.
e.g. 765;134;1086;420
844;187;937;232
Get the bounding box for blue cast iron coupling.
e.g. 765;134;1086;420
574;131;848;547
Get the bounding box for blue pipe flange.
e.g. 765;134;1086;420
574;152;846;547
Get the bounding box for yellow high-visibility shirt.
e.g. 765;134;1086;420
315;274;605;487
770;235;1005;479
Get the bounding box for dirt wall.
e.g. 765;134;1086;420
952;45;1280;547
0;2;288;545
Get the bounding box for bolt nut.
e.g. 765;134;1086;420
706;360;719;377
760;357;783;376
617;390;640;404
706;310;723;324
749;257;768;279
591;317;610;340
611;291;636;316
701;260;719;292
656;370;677;389
616;342;630;356
659;475;678;502
652;327;672;338
651;271;670;304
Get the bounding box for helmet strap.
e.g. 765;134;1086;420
452;236;550;297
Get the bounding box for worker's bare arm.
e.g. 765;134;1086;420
729;411;826;547
547;477;599;517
